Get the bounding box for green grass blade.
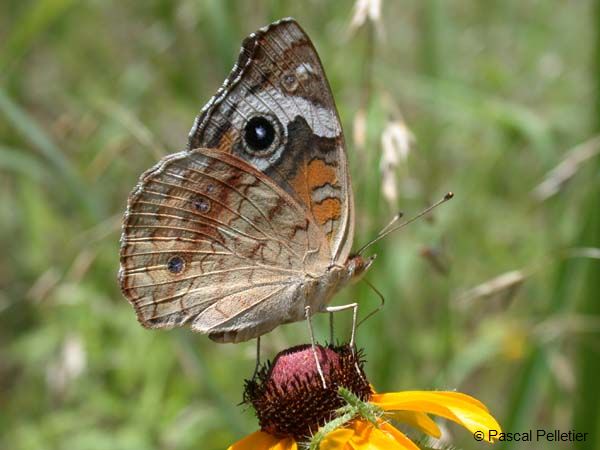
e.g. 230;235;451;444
0;87;97;220
0;0;77;71
573;3;600;447
0;144;46;180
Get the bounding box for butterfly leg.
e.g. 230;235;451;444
305;305;327;388
356;278;385;328
322;303;364;379
252;336;261;379
329;311;334;344
322;303;359;348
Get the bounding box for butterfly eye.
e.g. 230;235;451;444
167;256;185;274
243;116;277;153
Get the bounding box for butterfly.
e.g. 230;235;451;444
119;18;375;343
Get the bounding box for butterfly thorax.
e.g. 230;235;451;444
301;254;375;315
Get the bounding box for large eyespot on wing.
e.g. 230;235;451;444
119;148;331;333
187;18;354;264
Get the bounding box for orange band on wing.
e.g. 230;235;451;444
313;197;341;225
290;158;339;207
307;158;338;188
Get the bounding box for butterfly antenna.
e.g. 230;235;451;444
377;211;404;237
356;192;454;255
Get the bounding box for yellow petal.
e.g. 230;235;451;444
319;428;355;450
389;410;441;438
227;430;297;450
273;438;297;450
435;391;490;412
372;391;501;442
321;420;420;450
379;421;422;450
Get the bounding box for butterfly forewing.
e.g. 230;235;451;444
188;18;354;263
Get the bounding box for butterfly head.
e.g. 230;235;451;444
344;253;376;283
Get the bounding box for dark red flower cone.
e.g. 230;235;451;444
244;344;372;441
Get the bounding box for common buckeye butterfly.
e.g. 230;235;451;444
119;18;375;343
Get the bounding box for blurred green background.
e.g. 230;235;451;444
2;1;600;449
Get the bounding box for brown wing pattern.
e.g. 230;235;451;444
119;148;330;337
188;18;354;263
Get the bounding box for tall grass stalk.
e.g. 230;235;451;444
573;2;600;447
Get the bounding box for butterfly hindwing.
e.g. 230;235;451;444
119;148;330;339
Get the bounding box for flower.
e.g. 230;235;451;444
228;344;501;450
